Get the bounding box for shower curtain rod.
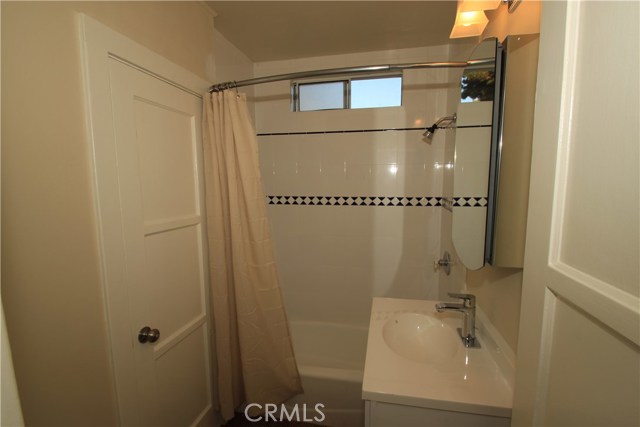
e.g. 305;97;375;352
208;58;493;93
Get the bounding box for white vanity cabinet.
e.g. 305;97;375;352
362;298;513;427
365;400;510;427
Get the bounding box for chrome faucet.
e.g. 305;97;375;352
435;292;476;347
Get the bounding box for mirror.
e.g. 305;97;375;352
452;37;502;270
452;35;540;270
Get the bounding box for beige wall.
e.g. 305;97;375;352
1;2;215;425
213;29;254;92
483;0;541;42
466;267;523;350
459;1;541;354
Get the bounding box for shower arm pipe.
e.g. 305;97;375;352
208;58;493;93
423;113;457;139
432;114;457;129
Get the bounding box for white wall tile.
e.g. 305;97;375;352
452;207;487;271
255;44;463;330
453;127;492;196
457;101;493;126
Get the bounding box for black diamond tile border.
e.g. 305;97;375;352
266;195;487;207
452;197;488;207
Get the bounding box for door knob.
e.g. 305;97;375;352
138;326;160;344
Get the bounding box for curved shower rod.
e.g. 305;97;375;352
208;58;494;93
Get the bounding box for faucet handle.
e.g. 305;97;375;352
448;292;476;307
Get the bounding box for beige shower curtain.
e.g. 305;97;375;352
202;91;302;420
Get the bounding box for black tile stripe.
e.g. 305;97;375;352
256;124;491;137
258;127;424;137
266;195;487;207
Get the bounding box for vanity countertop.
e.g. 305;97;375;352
362;297;513;418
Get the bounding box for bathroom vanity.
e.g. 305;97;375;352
362;298;513;427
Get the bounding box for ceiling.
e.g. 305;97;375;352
207;1;459;62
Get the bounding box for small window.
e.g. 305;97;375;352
292;75;402;112
298;81;347;111
351;76;402;109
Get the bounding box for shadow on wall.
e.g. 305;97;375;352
466;266;523;352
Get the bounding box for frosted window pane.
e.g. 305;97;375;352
299;81;345;111
351;77;402;109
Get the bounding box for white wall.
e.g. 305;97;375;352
253;45;458;327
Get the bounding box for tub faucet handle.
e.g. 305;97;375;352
448;292;476;308
434;251;452;275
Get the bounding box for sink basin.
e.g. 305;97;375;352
382;312;459;364
364;298;514;418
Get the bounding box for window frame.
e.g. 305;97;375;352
291;73;403;112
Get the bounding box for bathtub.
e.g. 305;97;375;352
285;321;369;427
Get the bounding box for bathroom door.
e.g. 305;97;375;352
512;2;639;426
81;16;213;426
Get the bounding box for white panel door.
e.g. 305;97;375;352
512;2;639;426
80;15;214;426
108;59;212;427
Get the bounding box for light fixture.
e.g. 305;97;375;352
449;10;489;38
449;0;499;39
459;10;488;26
505;0;522;13
459;0;501;12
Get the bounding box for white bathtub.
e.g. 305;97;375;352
285;321;369;427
